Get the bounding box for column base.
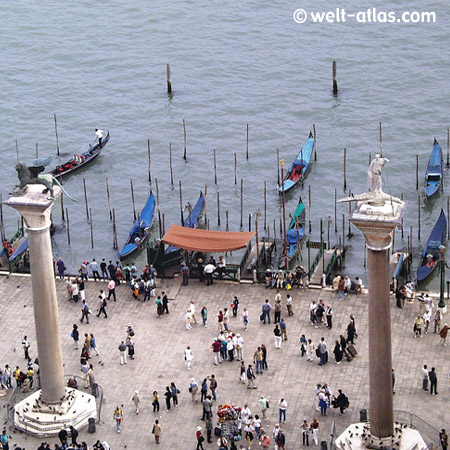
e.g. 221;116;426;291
14;388;97;437
335;423;426;450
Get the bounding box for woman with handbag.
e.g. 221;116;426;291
196;426;205;450
189;378;199;402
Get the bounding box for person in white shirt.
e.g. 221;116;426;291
217;256;226;279
184;346;194;370
185;309;192;330
422;364;429;390
286;294;293;316
190;301;198;324
95;128;104;146
235;334;244;361
241;404;252;424
242;308;249;331
279;399;288;423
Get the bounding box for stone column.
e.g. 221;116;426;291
350;219;400;438
7;185;65;404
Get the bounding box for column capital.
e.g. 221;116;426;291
6;184;61;231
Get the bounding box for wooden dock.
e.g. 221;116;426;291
309;248;343;286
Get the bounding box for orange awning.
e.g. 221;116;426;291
162;224;255;252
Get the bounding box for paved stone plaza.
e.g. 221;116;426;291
0;274;448;449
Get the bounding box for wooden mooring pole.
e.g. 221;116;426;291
401;193;404;239
214;149;217;185
147;139;152;183
179;180;184;225
83;178;89;221
226;210;229;232
343;148;347;191
169;144;174;187
308;184;312;233
416;154;419;190
313;124;317;161
379;122;383;157
264;181;267;230
204;184;208;225
183;119;187;160
217;191;221;226
240;179;244;230
246;124;249;161
89;208;94;249
155;178;162;239
106;177;112;221
66;208;70;246
418;194;421;240
54;113;60;156
35;142;39;159
130;179;137;221
234;153;237;185
166;64;172;94
15;139;19;162
332;61;338;95
277;149;280;187
334;188;337;233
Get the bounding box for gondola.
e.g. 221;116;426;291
119;191;156;260
279;131;314;193
417;209;447;283
424;138;443;199
279;197;306;268
51;131;110;178
166;191;205;254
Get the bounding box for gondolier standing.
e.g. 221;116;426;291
95;128;104;147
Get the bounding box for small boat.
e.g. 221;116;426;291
279;131;314;193
51;131;110;178
424;138;443;199
417;209;447;283
166;191;205;254
279;197;306;268
119;191;156;260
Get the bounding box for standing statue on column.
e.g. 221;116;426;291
367;154;389;194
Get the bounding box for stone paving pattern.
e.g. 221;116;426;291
0;274;448;449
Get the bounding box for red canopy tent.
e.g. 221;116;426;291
162;224;255;252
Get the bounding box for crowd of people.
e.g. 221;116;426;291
2;255;447;450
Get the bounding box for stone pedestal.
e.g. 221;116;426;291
6;184;97;436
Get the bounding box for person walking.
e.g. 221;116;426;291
71;324;80;349
209;375;218;401
414;315;424;338
262;300;272;324
260;432;272;448
276;429;286;450
440;429;448;450
274;298;282;324
438;323;450;346
232;295;239;318
189;378;199;402
212;339;222;365
279;398;287;423
22;336;30;360
90;259;100;281
202;395;212;420
274;325;282;349
69;425;79;448
96;290;108;318
326;305;333;329
310;418;320;445
152;420;162;444
113;406;124;433
205;416;213;443
132;390;140;414
235;334;244;361
428;367;438;395
181;263;190;286
280;318;288;341
80;300;90;324
0;430;10;450
57;257;66;280
72;279;80;303
259;395;269;421
118;341;127;365
301;419;310;446
306;339;315;362
58;428;69;447
337;276;345;301
333;340;343;364
244;422;256;448
164;386;172;411
79;278;86;302
247;364;257;389
90;333;100;356
107;279;116;302
318;338;328;366
422;364;429;390
201;306;208;327
242;307;249;331
152;391;160;412
126;336;135;360
286;294;294;316
100;258;108;280
170;382;180;407
162;291;169;314
254;347;264;374
300;334;307;357
261;344;269;370
196;426;205;450
335;389;349;415
185;346;194;370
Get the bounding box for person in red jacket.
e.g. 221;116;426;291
196;426;205;450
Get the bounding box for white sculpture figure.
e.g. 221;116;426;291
367;154;389;194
